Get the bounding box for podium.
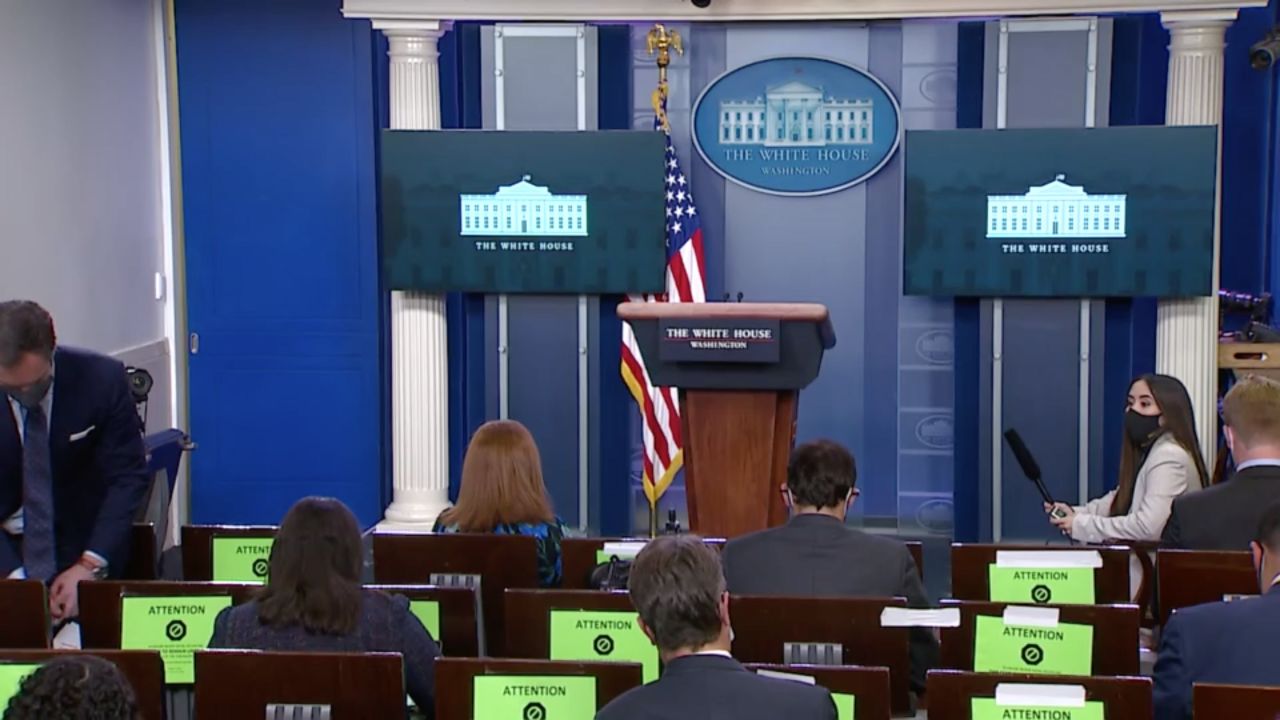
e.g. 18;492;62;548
618;302;835;538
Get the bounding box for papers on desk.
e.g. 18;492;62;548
1003;605;1061;628
755;669;816;685
996;550;1103;568
879;607;960;627
995;683;1087;707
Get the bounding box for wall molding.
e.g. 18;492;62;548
343;0;1263;23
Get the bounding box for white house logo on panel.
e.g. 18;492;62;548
717;81;875;148
691;57;901;196
986;174;1127;240
460;175;587;237
915;415;954;450
915;329;954;366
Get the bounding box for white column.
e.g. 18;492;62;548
1156;10;1234;470
376;20;453;529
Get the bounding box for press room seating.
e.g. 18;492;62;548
193;650;405;717
938;600;1141;677
0;650;165;720
434;658;643;720
1193;682;1280;718
13;531;1266;718
1156;549;1256;624
926;670;1153;720
0;580;50;648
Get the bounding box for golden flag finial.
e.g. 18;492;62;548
647;24;684;132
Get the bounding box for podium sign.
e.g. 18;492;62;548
659;318;780;364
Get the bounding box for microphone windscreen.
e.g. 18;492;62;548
1002;429;1042;481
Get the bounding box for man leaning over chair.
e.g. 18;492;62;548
0;300;149;629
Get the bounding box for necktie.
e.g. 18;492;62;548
21;403;56;582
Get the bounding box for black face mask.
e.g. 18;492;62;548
1124;409;1162;446
3;375;52;410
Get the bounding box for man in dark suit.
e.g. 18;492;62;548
1154;500;1280;719
595;535;836;720
721;439;938;693
1163;375;1280;550
0;301;149;623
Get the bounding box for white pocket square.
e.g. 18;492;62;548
69;426;96;442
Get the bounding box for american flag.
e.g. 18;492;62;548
620;106;707;510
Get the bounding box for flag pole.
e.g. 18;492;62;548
645;23;683;538
647;23;682;134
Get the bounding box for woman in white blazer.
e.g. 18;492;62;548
1047;374;1209;543
1047;374;1209;601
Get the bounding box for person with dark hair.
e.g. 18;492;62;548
433;420;571;586
3;655;139;719
596;535;836;720
721;439;937;694
1152;500;1280;719
209;497;440;714
1163;374;1280;550
1047;374;1208;543
0;300;149;624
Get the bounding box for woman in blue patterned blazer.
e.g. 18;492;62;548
210;497;441;715
433;420;571;587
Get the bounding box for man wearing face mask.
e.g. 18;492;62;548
0;301;148;624
1153;500;1280;720
721;439;937;696
1163;375;1280;550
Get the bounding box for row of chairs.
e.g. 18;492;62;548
0;648;1272;719
119;524;1258;621
171;526;1259;619
0;578;1249;713
4;527;1267;718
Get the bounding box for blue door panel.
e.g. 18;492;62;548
176;0;384;526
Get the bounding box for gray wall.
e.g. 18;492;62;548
0;0;173;429
482;26;599;529
630;21;960;535
980;19;1112;541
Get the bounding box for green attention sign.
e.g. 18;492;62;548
409;600;442;647
988;566;1096;605
473;674;596;720
211;537;274;583
594;549;642;564
971;698;1106;720
549;610;658;683
0;663;40;710
833;692;856;720
121;595;233;684
973;615;1094;676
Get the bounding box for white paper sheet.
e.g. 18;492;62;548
601;541;648;559
995;550;1103;569
879;607;961;627
756;669;817;685
995;683;1087;707
1002;605;1062;628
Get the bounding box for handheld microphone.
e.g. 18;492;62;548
1003;429;1068;519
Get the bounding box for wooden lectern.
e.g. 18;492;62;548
618;302;836;538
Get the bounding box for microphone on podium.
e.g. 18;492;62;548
1003;429;1069;520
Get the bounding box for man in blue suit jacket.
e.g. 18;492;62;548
1153;500;1280;720
0;301;149;623
595;535;836;720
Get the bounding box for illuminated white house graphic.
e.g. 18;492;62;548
718;81;873;147
986;174;1127;239
460;175;587;237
